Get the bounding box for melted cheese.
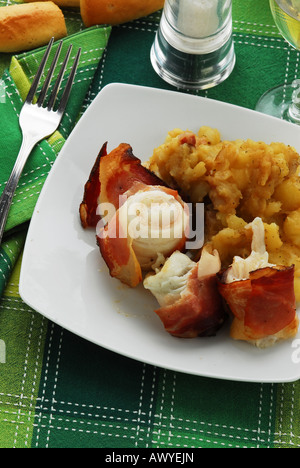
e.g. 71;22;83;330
197;247;221;279
225;217;275;284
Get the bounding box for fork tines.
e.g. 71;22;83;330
26;37;81;115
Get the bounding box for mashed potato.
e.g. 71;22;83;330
147;127;300;302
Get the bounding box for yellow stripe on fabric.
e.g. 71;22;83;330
0;248;48;447
0;303;48;447
9;56;31;102
2;253;22;298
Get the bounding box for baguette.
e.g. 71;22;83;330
0;2;67;53
80;0;165;26
24;0;80;7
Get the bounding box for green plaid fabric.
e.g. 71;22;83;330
0;0;299;449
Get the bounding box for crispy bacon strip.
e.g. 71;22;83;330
97;209;142;288
79;143;166;228
79;143;107;228
155;265;226;338
217;266;298;341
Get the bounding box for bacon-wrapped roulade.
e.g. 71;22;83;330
98;183;189;287
80;142;189;287
80;142;167;228
217;217;299;347
144;247;226;338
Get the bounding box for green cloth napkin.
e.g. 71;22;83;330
0;25;111;296
0;0;300;449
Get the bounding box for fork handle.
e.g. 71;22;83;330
0;135;38;245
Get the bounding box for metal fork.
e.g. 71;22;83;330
0;38;81;244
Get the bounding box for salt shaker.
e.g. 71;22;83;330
151;0;236;89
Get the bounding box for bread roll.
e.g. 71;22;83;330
24;0;80;7
0;2;67;53
80;0;165;26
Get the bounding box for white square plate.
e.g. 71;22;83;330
19;83;300;383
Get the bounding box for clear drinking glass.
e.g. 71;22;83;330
150;0;236;90
256;0;300;123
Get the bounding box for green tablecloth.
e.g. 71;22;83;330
0;0;299;449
